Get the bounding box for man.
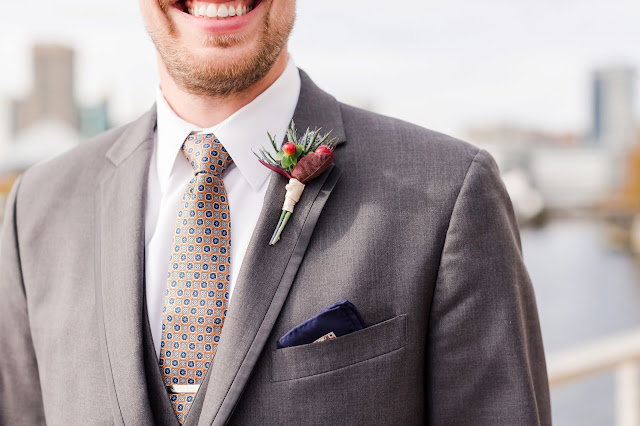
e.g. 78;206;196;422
0;0;551;424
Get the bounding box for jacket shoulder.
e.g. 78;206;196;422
17;111;152;200
338;102;483;176
22;123;128;183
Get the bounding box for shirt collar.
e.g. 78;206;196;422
155;56;301;192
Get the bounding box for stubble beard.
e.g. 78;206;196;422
150;1;294;97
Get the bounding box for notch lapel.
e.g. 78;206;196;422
195;70;347;426
95;108;163;425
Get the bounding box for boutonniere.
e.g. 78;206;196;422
254;121;337;245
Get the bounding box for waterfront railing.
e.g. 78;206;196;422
548;328;640;426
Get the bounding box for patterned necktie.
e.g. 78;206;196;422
159;133;232;424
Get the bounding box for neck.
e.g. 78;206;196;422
158;50;289;128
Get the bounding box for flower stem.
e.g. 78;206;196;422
269;210;286;244
269;210;292;245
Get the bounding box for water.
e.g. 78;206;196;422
522;219;640;425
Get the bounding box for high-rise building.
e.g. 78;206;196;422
592;66;636;151
11;44;78;134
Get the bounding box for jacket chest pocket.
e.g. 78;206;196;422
270;314;407;382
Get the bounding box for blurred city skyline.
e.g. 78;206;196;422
0;0;639;137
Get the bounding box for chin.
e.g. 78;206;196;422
148;0;294;97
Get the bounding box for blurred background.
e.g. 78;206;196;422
1;0;639;424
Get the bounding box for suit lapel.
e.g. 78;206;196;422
195;70;347;426
95;108;161;425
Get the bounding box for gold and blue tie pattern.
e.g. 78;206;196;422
159;133;232;423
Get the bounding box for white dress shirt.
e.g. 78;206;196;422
144;58;301;356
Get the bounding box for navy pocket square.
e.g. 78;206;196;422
277;300;366;349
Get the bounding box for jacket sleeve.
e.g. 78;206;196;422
0;176;46;425
426;150;551;425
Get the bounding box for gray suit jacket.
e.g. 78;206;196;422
0;70;551;425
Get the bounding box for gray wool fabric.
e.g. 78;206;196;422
0;70;551;425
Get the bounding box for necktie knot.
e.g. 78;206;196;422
182;133;232;177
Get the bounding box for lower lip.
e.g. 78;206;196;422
172;1;263;34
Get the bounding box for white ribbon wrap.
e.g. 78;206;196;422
282;178;305;213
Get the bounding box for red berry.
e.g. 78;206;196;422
315;145;333;155
283;142;297;156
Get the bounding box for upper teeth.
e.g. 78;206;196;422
189;2;252;18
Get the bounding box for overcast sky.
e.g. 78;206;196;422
0;0;638;138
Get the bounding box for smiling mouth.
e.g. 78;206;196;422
175;0;261;19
